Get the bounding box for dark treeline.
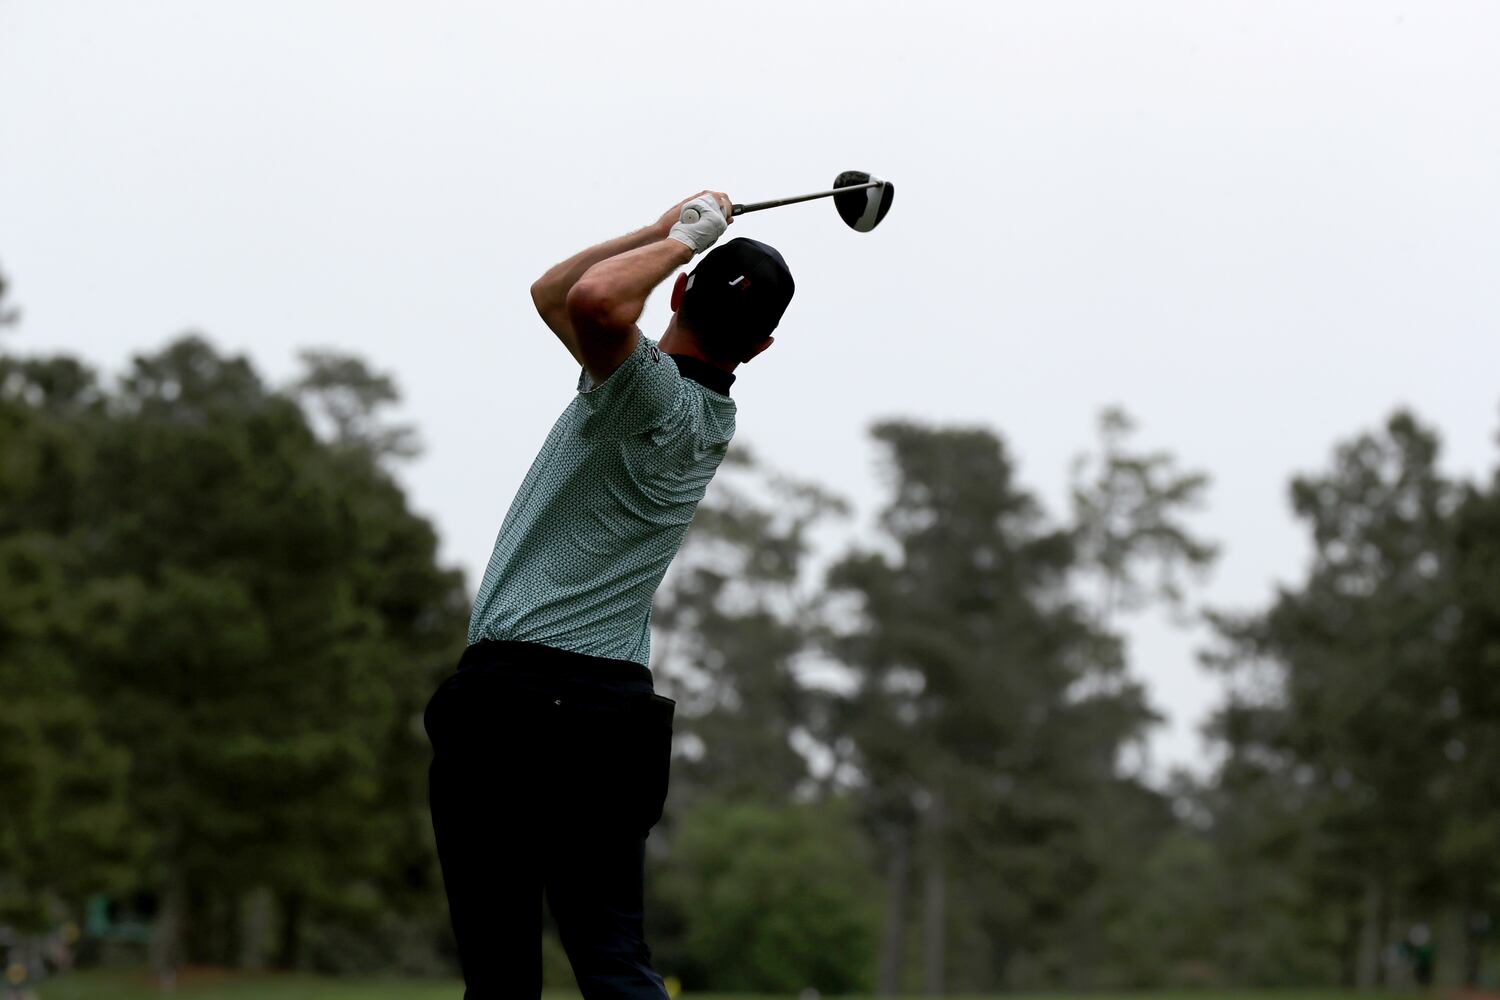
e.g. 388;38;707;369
2;274;1498;992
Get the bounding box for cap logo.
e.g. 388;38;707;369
729;275;751;290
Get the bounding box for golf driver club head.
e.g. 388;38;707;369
833;171;894;232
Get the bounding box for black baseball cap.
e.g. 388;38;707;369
680;237;795;351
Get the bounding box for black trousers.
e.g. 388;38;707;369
424;640;675;1000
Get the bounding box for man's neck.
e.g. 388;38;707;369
658;329;732;370
659;328;737;395
668;351;735;396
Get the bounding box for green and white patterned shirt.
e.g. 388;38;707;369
468;332;736;665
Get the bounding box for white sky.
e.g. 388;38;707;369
3;1;1497;778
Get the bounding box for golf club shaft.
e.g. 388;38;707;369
732;181;883;217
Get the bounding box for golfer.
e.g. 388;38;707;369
423;190;794;999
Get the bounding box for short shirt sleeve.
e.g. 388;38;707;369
575;332;689;438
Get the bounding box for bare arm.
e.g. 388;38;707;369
529;224;667;367
530;190;731;375
565;238;695;383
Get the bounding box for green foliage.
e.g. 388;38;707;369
1098;828;1226;986
1070;405;1218;626
0;353;136;930
6;252;1498;992
823;417;1208;993
0;329;467;968
659;798;880;994
37;969;1432;999
655;446;850;805
1200;409;1500;989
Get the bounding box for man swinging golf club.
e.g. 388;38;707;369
423;189;793;999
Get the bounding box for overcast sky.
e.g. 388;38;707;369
3;1;1497;778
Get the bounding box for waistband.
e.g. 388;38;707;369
457;639;653;686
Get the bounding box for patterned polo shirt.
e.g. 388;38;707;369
467;332;737;665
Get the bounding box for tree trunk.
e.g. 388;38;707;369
278;891;304;970
922;791;946;996
878;824;912;996
179;884;203;966
1356;875;1382;989
1463;906;1482;988
221;893;241;967
150;877;186;990
1373;875;1392;988
190;888;222;967
1339;908;1361;988
240;888;275;972
1225;847;1245;986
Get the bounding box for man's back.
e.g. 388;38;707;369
468;332;736;664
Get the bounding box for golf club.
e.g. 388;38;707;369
682;171;895;233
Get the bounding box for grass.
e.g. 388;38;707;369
32;971;1427;1000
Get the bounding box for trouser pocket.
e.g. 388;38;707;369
422;672;463;749
568;691;675;836
635;693;675;834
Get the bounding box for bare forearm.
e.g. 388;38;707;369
567;238;693;332
530;221;670;312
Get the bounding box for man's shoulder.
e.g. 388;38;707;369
577;331;659;395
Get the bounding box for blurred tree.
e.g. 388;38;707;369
0;353;135;933
0;267;19;329
288;344;468;972
1187;695;1349;987
1202;410;1464;987
1070;405;1218;629
657;798;880;994
292;350;420;460
825;421;1161;993
1440;433;1500;987
1054;406;1220;984
0;330;466;975
1096;823;1224;986
653;447;849;805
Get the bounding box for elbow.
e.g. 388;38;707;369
531;278;563;314
566;279;632;332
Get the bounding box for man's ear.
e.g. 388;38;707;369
669;272;689;312
741;335;775;364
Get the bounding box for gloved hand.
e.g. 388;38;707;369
667;194;731;254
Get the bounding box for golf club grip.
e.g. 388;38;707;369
681;205;722;224
682;204;747;223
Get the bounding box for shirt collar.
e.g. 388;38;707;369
667;353;735;396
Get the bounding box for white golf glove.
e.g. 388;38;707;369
667;195;729;254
